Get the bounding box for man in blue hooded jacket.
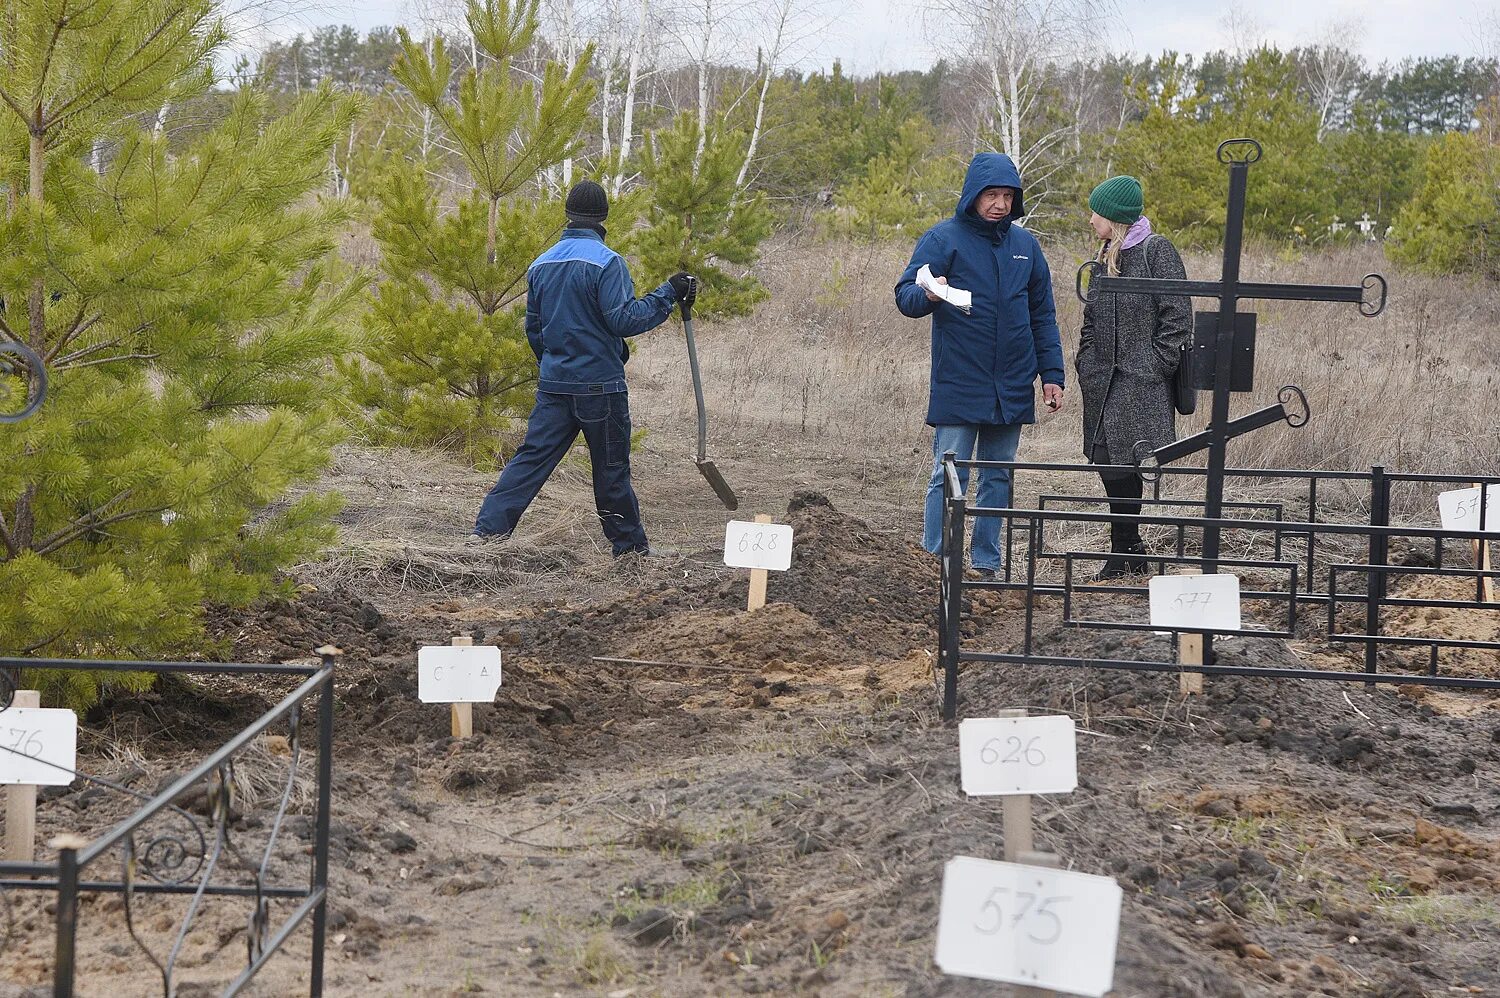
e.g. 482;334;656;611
894;153;1064;578
469;180;694;555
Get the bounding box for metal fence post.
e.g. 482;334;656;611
54;845;79;998
943;495;966;722
309;650;337;996
1365;465;1389;688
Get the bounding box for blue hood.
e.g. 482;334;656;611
955;152;1026;221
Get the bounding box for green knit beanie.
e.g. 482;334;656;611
1089;175;1144;224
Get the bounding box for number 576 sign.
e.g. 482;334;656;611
936;856;1122;996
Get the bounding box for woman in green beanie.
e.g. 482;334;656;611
1075;176;1192;579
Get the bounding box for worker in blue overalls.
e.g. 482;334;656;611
469;180;694;555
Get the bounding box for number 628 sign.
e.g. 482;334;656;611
723;520;793;572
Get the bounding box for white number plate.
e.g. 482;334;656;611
1149;573;1241;631
723;520;793;571
0;707;78;786
936;856;1121;996
417;646;503;703
959;716;1077;796
1439;486;1500;535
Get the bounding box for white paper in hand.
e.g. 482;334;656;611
418;645;503;703
916;265;973;314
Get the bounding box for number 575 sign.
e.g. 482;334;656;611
936;856;1122;996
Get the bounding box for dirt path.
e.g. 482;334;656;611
5;494;1498;998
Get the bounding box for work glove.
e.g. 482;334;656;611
668;272;697;307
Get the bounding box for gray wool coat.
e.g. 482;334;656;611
1076;234;1193;465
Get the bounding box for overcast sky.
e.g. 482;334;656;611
268;0;1495;76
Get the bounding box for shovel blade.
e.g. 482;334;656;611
696;459;738;510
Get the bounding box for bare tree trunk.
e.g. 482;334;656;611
17;127;45;549
561;0;578;188
693;0;713;174
613;0;649;194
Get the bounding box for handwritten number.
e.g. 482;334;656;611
5;728;44;758
973;888;1068;944
1029;896;1070;944
974;887;1007;934
980;736;1045;767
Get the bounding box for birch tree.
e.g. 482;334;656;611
731;0;828;201
1299;19;1365;140
923;0;1113;210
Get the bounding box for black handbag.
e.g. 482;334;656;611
1172;341;1196;416
1141;234;1196;416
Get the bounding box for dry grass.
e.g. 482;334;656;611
636;233;1498;518
303;230;1498;608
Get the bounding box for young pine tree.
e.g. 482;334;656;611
340;0;596;468
0;2;363;705
1389;126;1500;280
626;112;773;319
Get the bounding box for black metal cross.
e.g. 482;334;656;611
1077;138;1388;652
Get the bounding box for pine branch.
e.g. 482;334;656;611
33;0;71;109
63;351;160;371
0;511;18;560
34;504;172;557
20;631;66;654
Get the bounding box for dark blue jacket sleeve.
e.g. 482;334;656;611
1028;250;1064;387
525;280;543;361
895;230;940;318
598;256;677;338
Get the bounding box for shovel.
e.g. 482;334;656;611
679;280;738;510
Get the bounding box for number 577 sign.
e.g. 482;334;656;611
936;856;1122;996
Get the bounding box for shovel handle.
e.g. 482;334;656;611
682;315;709;465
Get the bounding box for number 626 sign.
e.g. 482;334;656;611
959;715;1078;796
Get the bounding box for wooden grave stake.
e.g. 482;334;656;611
449;635;474;739
997;708;1035;862
3;690;41;863
1015;849;1063;998
1177;567;1205;695
995;707;1062;997
747;513;772;612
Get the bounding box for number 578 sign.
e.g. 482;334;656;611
936;856;1122;996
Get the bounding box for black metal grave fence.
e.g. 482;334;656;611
0;652;336;996
935;457;1500;719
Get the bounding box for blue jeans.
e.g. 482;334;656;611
923;423;1024;571
474;391;648;556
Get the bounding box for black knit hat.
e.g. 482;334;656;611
565;180;609;225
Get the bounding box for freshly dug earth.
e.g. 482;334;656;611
4;496;1499;997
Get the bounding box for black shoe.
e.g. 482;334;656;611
1094;541;1148;580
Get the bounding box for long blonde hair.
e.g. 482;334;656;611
1097;220;1132;276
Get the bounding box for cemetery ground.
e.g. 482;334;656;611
4;237;1500;996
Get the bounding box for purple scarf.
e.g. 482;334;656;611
1120;215;1153;250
